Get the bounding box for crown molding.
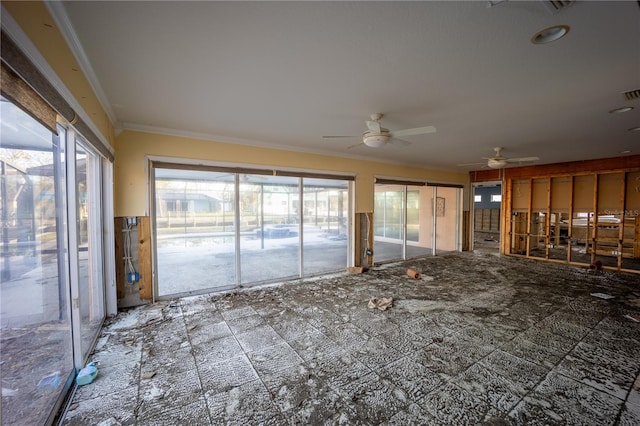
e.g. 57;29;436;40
45;1;118;124
1;5;114;157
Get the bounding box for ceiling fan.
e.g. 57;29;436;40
323;113;436;148
458;147;540;169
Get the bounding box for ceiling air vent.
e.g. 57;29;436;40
623;88;640;101
542;0;575;14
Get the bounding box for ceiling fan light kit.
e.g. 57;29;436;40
323;113;436;149
363;131;390;148
487;158;508;169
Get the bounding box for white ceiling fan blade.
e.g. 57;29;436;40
366;120;381;133
347;142;365;149
390;125;436;138
506;156;540;163
389;138;411;147
457;161;486;166
322;135;358;139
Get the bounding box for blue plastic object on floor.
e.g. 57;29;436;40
76;362;98;386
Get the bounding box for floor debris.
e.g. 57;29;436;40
624;314;640;323
590;292;615;300
57;252;640;426
407;268;421;279
368;297;393;311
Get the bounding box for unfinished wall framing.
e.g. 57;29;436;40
473;156;640;274
508;172;640;272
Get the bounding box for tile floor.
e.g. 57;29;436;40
62;252;640;425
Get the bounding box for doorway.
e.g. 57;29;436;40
472;183;502;253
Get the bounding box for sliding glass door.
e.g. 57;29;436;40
239;175;300;284
75;144;105;359
153;166;351;297
1;96;107;424
374;182;461;262
303;178;349;275
154;169;237;296
374;185;405;262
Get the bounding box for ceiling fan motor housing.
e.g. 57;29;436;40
363;130;390;147
488;158;508;168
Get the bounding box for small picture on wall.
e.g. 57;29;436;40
436;197;445;217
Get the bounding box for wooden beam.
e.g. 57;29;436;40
470;155;640;182
567;176;574;263
138;216;152;301
545;178;552;259
526;179;533;257
114;217;125;300
591;174;599;265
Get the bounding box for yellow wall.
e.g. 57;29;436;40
115;130;468;217
5;1;468;218
3;1;115;147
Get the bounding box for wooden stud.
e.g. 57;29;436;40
591;174;599;266
567;176;574;263
526;178;533;257
138;216;152;301
114;217;125;300
366;212;374;265
618;173;626;269
545;178;552;259
354;213;362;267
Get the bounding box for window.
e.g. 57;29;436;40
474;195;482;202
491;194;502;202
152;165;352;297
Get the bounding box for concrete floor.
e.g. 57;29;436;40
62;252;640;425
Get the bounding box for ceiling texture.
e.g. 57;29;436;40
54;1;639;171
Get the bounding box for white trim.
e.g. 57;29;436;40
0;5;115;159
45;1;117;124
103;161;117;316
64;130;84;369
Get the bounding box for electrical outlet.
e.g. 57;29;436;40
127;272;140;283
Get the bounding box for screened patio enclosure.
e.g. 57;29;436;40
152;165;351;298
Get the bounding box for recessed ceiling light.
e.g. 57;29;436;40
628;126;640;132
531;25;570;44
609;106;634;114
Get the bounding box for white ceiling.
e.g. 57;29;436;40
56;1;639;171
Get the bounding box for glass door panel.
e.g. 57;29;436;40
374;185;404;262
75;143;105;359
1;100;74;424
155;169;236;296
407;188;432;258
302;178;348;275
240;175;299;284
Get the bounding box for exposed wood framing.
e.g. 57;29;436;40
567;176;574;263
471;156;640;274
114;217;125;300
138;217;152;300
